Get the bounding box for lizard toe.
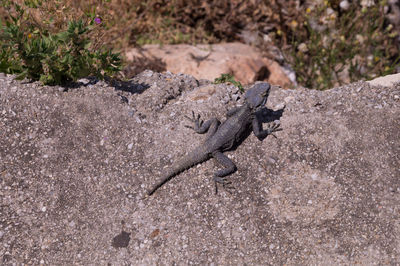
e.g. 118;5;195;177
213;176;234;194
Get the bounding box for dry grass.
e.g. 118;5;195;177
1;0;399;89
0;0;306;48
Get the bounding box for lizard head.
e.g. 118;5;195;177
244;82;271;110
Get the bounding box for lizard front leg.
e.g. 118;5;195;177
185;111;220;138
212;151;236;194
252;118;282;141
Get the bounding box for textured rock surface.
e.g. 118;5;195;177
0;71;399;264
367;72;400;87
125;42;293;88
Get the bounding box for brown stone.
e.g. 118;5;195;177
125;42;293;88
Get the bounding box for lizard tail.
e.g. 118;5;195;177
147;147;210;196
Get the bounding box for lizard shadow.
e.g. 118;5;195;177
108;78;150;94
256;106;285;124
21;75;151;94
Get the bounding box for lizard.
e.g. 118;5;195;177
147;82;282;196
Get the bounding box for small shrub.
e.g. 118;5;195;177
214;73;244;92
0;1;122;85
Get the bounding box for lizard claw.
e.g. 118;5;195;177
213;176;234;194
266;122;282;136
185;111;203;131
184;110;195;122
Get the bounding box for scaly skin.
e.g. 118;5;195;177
147;82;282;196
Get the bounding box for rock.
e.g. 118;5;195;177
125;42;293;89
0;73;399;265
186;84;217;101
367;72;400;87
339;0;350;10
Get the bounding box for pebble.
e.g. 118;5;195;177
274;103;285;110
284;96;295;103
340;0;350;10
221;97;229;104
77;78;90;84
231;94;240;101
143;70;154;77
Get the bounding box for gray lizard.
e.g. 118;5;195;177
147;82;282;196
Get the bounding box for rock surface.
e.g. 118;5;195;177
125;42;293;88
367;72;400;87
0;71;399;264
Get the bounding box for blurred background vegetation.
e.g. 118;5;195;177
1;0;399;89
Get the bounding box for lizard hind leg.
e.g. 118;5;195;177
212;151;237;194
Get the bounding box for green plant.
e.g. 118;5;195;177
213;73;244;92
0;1;122;85
284;1;400;90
